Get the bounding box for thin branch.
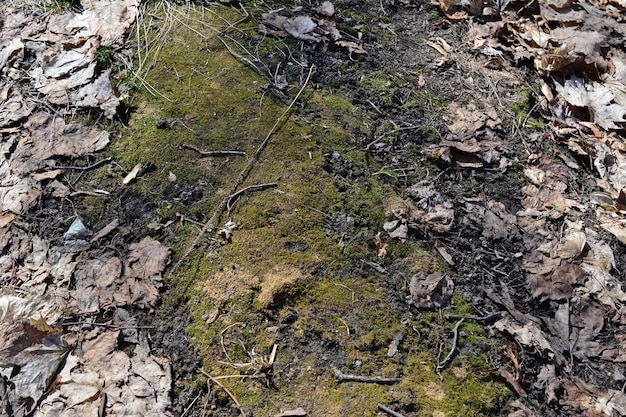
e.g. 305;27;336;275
436;318;464;372
179;143;246;157
201;370;247;417
377;404;407;417
445;312;502;322
62;321;153;330
55;157;112;171
333;368;401;385
180;391;201;417
227;182;278;211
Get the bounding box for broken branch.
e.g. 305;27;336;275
436;318;464;372
445;312;502;323
377;404;407;417
227;182;278;211
332;367;401;385
62;321;153;330
179;143;246;157
201;370;247;417
55;157;112;171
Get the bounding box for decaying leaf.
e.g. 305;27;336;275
526;263;586;301
555;77;626;130
556;231;586;259
283;16;319;42
335;40;367;55
258;7;366;56
35;331;172;417
314;1;335;16
407;271;453;309
494;315;554;357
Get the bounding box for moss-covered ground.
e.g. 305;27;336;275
103;1;514;415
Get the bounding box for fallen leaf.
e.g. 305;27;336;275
334;40;367;55
123;163;144;184
275;407;307;417
283;16;319;42
407;271;453;309
314;1;335;16
555;76;626;130
556;231;586;259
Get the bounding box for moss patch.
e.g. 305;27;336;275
108;2;515;416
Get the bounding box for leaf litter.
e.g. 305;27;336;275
370;0;626;414
0;1;173;416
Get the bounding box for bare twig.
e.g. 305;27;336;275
55;157;112;171
201;370;247;417
436;318;464;372
445;312;502;322
69;189;111;197
211;374;267;380
220;322;244;363
227;182;278;211
377;404;407;417
62;321;153;330
168;65;314;277
181;391;201;417
332;368;401;385
179;143;246;157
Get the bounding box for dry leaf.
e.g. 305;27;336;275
555;77;626;130
314;1;335;16
123;163;144;184
407;271;453;309
556;231;586;259
283;16;319;42
335;40;367;55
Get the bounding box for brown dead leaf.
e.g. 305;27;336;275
526;263;586;301
23;112;110;161
494;315;554;357
0;178;41;214
507;399;537;417
124;237;170;309
556;231;586;259
536;364;560;404
335;40;367;55
555;77;626;130
570;297;605;360
407;271;453;309
72;69;124;119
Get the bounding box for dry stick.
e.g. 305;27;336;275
333;368;401;385
445;312;502;322
180;391;201;417
179;143;246;157
55;157;112;171
62;321;153;330
227;182;278;211
168;65;314;277
201;370;246;417
377;404;407;417
436;318;465;372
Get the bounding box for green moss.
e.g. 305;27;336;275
510;89;543;130
103;2;514;415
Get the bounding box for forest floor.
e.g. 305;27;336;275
1;0;626;416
